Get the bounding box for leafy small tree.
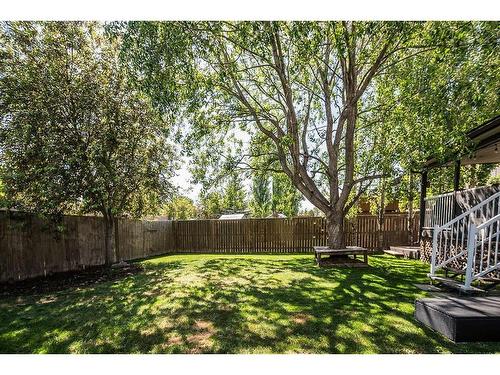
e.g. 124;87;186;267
198;190;224;218
197;173;248;217
161;196;197;220
270;173;302;217
0;22;176;264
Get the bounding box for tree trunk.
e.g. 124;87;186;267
103;210;117;265
326;211;345;249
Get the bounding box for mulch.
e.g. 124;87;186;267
0;263;143;298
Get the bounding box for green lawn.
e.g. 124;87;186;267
1;254;499;353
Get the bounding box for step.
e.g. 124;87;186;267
442;266;466;275
415;296;500;342
388;246;420;259
384;250;404;257
429;275;485;294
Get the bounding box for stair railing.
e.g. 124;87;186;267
423;191;455;228
464;214;500;290
430;191;500;277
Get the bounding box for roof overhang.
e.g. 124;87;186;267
424;114;500;170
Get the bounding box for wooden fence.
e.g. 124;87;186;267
0;212;173;282
0;211;418;282
173;214;419;253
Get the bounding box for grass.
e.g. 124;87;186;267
0;254;499;353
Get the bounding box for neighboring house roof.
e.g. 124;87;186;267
467;114;500;140
267;213;286;218
153;216;171;221
219;213;246;220
358;198;400;213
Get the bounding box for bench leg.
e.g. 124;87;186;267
364;253;368;264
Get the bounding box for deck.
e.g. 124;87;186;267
415;296;500;342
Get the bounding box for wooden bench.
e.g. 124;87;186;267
313;246;370;267
385;246;420;259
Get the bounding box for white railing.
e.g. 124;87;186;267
463;215;500;290
424;191;455;228
424;185;500;229
430;191;500;278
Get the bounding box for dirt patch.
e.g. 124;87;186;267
186;332;213;353
167;334;183;346
318;255;369;268
186;320;216;353
193;320;214;330
292;313;312;325
0;263;143;298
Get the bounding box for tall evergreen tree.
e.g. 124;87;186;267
222;173;247;213
250;174;271;217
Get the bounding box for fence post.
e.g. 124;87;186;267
464;224;477;290
172;220;179;253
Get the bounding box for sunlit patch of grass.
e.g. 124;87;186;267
0;254;499;353
174;273;205;286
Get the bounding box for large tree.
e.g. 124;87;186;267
119;21;497;249
0;22;176;264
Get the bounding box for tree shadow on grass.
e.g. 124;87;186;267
0;255;499;353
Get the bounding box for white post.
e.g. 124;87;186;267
430;225;439;276
464;224;477;290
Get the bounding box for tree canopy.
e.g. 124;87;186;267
160;196;197;220
0;22;176;262
0;21;498;253
118;21;499;247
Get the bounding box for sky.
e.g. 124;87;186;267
171;157;202;202
171;156;316;210
170;122;317;210
168;104;318;210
